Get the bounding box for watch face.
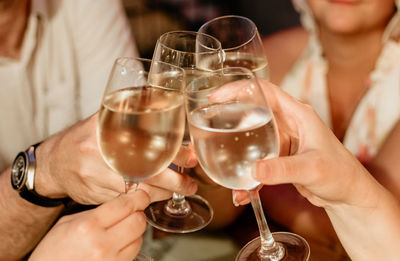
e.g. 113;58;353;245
11;154;26;190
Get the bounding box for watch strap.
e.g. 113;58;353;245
19;189;70;207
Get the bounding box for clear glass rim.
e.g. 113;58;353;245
112;56;186;92
115;57;184;73
157;30;223;55
115;57;150;71
184;66;255;98
198;15;259;52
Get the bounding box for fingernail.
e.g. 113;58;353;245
232;192;239;207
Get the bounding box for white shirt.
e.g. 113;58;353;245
0;0;138;170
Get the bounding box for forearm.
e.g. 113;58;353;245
326;180;400;260
0;168;63;260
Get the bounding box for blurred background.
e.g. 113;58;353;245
122;0;300;58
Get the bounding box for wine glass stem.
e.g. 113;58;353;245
173;166;190;209
165;166;192;216
124;177;139;193
170;192;191;213
165;137;192;215
248;189;284;260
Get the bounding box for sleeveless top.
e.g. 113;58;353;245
282;1;400;164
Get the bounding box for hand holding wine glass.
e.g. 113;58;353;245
29;190;151;261
185;68;310;261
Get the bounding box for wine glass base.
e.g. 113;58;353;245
235;232;310;261
144;194;213;233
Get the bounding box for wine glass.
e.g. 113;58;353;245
97;58;185;261
98;57;185;191
185;67;310;261
144;30;223;233
199;15;269;80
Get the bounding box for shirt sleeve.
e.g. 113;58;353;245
69;0;139;118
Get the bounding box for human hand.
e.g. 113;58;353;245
34;113;198;205
231;79;381;209
29;190;150;261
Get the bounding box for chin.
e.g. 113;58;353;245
325;23;362;35
319;13;365;35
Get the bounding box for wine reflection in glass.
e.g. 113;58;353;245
199;15;269;80
97;57;186;259
185;67;310;261
144;31;223;233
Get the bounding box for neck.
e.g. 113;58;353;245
318;27;384;71
0;0;30;59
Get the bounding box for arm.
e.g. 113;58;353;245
326;176;400;260
367;121;400;199
0;167;63;260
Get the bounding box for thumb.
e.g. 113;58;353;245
255;152;315;186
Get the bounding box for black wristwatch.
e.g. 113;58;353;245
11;143;70;207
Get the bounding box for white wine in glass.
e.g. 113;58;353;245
186;67;310;261
199;15;269;80
98;58;186;187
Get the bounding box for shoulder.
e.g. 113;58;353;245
262;26;309;85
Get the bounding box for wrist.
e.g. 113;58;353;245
34;140;68;199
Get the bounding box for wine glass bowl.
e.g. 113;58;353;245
97;57;186;187
198;15;269;80
153;30;223;73
186;68;278;190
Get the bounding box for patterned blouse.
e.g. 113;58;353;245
280;34;400;164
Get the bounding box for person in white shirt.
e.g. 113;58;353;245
0;0;199;260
